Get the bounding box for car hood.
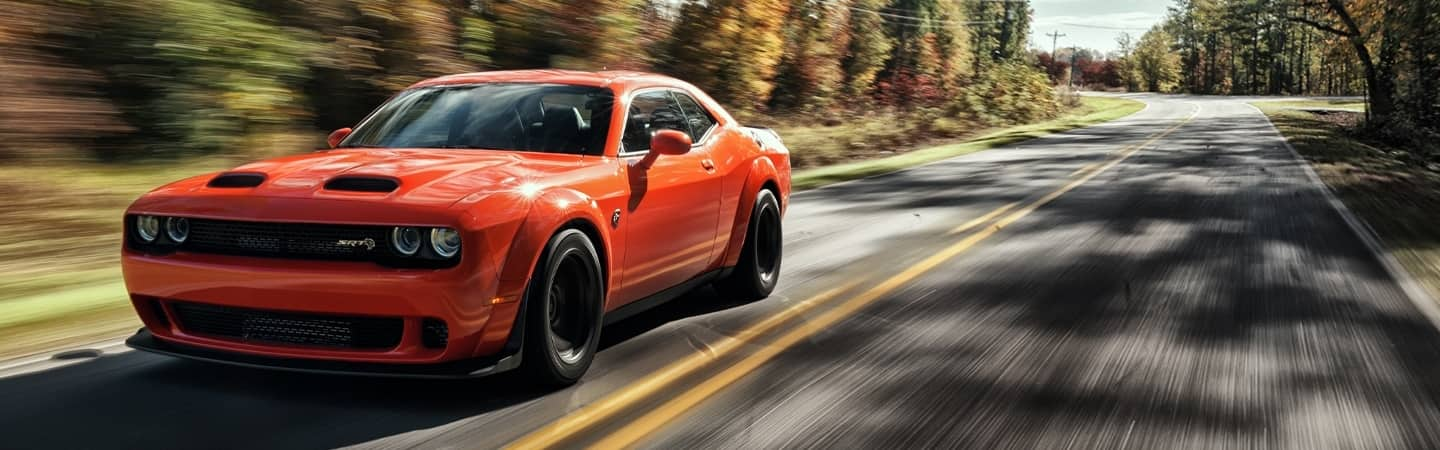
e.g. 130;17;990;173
153;149;591;208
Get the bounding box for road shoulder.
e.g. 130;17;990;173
1251;100;1440;324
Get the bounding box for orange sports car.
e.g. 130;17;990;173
122;70;790;385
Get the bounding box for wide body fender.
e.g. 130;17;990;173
461;188;614;357
719;156;783;268
494;188;615;299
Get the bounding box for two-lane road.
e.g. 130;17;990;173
5;95;1440;449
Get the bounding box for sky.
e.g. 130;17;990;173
1028;0;1172;55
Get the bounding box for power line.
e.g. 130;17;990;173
813;0;1003;27
1054;22;1151;31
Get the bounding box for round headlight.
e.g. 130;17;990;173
391;227;422;256
431;228;461;258
135;215;161;243
165;217;190;243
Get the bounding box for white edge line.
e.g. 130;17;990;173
0;337;131;374
1245;102;1440;329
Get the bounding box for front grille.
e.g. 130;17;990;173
182;219;390;261
171;302;403;350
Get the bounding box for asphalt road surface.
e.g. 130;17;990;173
6;94;1440;449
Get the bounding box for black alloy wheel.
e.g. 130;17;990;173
522;229;604;386
715;188;782;300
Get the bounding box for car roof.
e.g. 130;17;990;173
407;69;683;92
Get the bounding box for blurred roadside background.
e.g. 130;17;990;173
0;0;1144;359
3;0;1435;364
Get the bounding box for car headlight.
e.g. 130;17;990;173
134;215;161;243
165;217;190;243
431;228;461;258
391;227;422;256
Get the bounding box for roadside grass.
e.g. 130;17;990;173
0;96;1144;361
1254;99;1366;112
0;159;238;359
790;96;1145;190
1253;100;1440;302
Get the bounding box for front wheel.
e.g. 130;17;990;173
715;189;782;300
521;229;604;386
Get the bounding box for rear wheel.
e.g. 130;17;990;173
521;229;603;386
716;189;782;300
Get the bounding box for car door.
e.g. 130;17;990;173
615;89;723;304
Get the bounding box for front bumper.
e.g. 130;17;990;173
122;249;523;365
126;329;520;378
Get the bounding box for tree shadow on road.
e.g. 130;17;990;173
0;285;758;449
658;113;1440;449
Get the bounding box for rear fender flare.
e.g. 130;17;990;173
720;157;779;267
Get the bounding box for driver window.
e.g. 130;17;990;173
622;91;688;153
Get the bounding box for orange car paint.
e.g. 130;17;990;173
122;70;791;367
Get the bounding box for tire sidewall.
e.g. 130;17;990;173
525;229;604;384
745;189;782;294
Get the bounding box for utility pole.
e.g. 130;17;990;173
1070;46;1080;90
1046;30;1068;87
1046;30;1066;57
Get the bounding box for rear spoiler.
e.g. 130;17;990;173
742;125;784;149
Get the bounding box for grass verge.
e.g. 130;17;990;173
0;159;237;361
791;96;1145;190
1253;100;1440;303
0;96;1144;361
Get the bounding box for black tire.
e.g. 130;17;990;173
521;229;604;386
715;189;782;300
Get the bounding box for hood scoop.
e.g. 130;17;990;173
325;176;400;193
207;172;266;188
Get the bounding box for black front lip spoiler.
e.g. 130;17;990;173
125;329;521;379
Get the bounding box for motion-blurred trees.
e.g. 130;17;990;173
840;0;894;101
0;0;1067;160
874;0;976;108
665;0;792;110
770;0;848;111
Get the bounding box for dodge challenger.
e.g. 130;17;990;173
122;70;790;385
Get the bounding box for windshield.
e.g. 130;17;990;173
340;83;615;155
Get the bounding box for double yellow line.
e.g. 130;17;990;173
509;107;1198;449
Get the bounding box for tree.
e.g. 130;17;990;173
1285;0;1396;125
770;0;847;111
966;0;1030;64
663;0;792;110
840;0;893;100
1129;26;1181;92
1114;32;1142;91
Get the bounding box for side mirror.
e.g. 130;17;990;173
650;130;693;156
327;128;353;149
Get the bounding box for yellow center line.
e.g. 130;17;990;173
505;279;864;449
588;109;1199;449
946;201;1021;236
508;105;1199;450
1069;163;1100;178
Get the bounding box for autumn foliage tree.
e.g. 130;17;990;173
664;0;792;110
840;0;894;100
769;0;848;111
0;0;1070;160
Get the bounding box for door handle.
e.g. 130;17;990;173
701;159;715;171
